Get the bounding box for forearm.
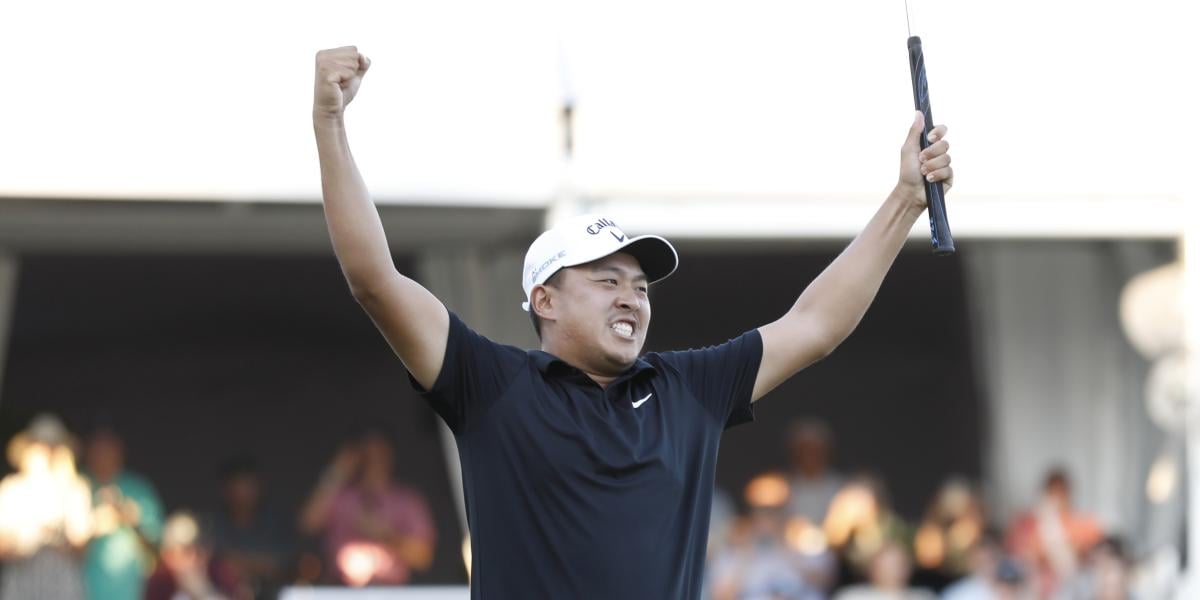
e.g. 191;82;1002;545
753;115;952;401
789;187;923;348
314;115;396;294
298;472;344;534
388;534;434;571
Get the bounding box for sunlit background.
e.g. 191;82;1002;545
1;0;1197;598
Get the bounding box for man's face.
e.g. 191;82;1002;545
86;431;124;480
1044;480;1071;511
544;252;650;373
361;433;394;476
224;473;261;513
869;543;912;589
790;436;829;476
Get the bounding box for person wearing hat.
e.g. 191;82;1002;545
312;46;953;598
0;414;92;600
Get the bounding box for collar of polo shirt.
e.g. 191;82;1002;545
529;349;657;377
521;214;679;311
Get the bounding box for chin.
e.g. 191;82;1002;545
605;346;642;369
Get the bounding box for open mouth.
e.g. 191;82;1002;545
610;320;636;339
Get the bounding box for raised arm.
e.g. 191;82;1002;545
752;112;953;401
313;46;449;389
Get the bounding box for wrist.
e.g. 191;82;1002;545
313;111;345;131
890;183;927;217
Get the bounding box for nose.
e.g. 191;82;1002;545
615;285;640;311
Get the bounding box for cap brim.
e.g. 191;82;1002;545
611;235;679;284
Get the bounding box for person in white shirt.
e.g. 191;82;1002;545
835;541;936;600
786;420;845;526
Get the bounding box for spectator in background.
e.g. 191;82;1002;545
709;486;737;556
786;420;845;526
834;540;936;600
941;530;1033;600
913;478;987;589
1056;537;1136;600
81;425;164;600
203;455;290;599
0;414;92;600
1005;468;1103;597
145;511;246;600
299;429;436;587
708;473;827;600
824;475;913;580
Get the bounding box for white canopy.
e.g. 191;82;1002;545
1;0;1195;237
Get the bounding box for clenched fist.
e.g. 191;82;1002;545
314;46;370;119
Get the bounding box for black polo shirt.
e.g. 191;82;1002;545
412;312;762;599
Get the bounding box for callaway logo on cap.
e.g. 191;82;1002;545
521;214;679;311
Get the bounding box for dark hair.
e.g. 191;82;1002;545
528;270;563;340
217;454;259;482
1043;467;1071;491
1091;536;1130;562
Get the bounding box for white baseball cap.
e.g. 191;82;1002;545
521;214;678;311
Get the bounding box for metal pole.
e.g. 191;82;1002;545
1178;199;1200;598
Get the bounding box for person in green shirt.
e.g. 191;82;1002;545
81;426;165;600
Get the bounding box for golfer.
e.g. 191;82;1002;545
312;46;953;598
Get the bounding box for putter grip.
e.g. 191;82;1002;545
907;36;955;255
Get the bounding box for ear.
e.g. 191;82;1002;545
530;284;556;321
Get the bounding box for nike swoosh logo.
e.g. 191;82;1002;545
610;231;626;242
632;393;653;408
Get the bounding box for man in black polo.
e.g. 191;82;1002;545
313;47;954;598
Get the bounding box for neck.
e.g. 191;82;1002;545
540;340;623;389
92;470;118;484
582;370;618;388
362;473;390;491
797;466;824;479
878;581;904;592
231;507;255;526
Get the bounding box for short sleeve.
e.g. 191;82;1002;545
655;329;763;429
408;311;525;433
128;476;165;545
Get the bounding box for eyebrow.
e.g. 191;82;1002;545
589;265;648;282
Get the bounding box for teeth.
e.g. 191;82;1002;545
612;322;634;337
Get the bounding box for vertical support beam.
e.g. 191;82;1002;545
415;245;540;572
1181;204;1200;598
0;252;19;408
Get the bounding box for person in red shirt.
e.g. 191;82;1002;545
299;430;436;586
1006;468;1104;598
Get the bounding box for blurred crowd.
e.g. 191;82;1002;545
0;414;435;600
0;413;1149;600
704;420;1139;600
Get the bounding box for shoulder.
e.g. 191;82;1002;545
646;328;764;369
446;311;529;364
119;471;159;495
388;484;429;504
640;351;685;376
